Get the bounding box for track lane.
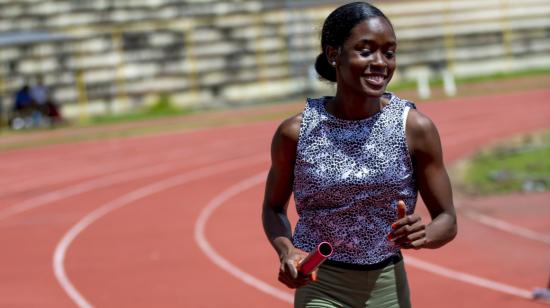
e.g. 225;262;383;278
0;124;270;202
0;123;273;307
62;161;283;307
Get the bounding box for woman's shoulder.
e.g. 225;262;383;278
270;112;302;161
405;107;441;156
274;96;329;144
276;112;302;143
407;108;436;135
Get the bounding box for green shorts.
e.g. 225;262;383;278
294;259;411;308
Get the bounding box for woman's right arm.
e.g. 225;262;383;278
262;114;313;288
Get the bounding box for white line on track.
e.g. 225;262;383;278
405;256;533;299
0;154;161;198
0;136;240;198
0;163;174;221
194;173;536;304
53;154;267;308
462;209;550;245
194;171;294;304
0;149;238;221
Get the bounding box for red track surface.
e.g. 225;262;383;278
1;89;549;307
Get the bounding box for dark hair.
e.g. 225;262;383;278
315;2;393;82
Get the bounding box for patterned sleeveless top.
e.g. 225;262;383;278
292;93;418;265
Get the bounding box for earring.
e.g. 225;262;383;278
331;60;336;66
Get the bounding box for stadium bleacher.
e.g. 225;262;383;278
0;0;549;119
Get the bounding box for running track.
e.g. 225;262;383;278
0;89;549;307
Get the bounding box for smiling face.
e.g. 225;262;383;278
329;17;397;98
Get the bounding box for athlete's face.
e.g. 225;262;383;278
331;17;397;98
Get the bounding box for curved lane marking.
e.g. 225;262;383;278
0;163;173;221
454;202;550;245
405;256;532;299
53;154;267;308
463;209;550;245
0;136;242;198
195;173;535;304
0;154;163;198
194;171;293;304
0;148;242;221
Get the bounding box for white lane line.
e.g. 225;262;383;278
194;174;536;304
0;136;236;198
463;210;550;245
0;149;238;221
53;154;267;308
0;154;159;198
0;163;173;221
405;255;533;299
194;172;294;304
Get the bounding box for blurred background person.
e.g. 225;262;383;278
10;84;33;129
13;84;32;114
31;75;63;126
30;76;49;114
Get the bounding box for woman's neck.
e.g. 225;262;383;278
328;89;387;121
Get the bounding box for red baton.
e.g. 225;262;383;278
298;242;333;275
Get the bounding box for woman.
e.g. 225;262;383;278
262;2;457;307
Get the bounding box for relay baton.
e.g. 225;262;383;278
298;242;333;275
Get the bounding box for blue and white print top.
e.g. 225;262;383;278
292;93;418;265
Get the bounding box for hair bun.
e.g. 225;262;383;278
314;53;337;82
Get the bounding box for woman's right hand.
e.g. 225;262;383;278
278;247;317;289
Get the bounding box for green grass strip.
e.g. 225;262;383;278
459;131;550;195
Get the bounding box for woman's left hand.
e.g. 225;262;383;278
388;200;429;249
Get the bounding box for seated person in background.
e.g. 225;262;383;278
30;76;49;116
30;77;63;125
13;85;33;114
10;84;34;129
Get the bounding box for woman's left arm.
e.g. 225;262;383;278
390;109;457;249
